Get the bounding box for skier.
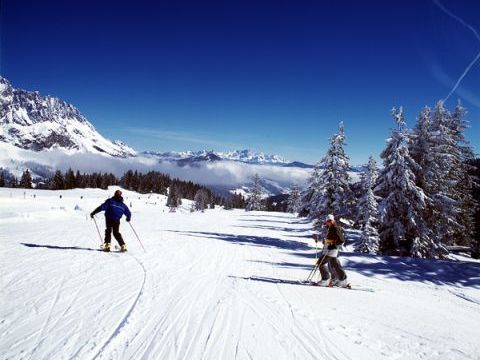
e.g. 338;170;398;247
90;190;131;252
313;214;349;287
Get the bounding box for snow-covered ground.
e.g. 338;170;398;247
1;187;479;360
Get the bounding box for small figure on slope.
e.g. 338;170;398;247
90;190;131;252
313;214;349;287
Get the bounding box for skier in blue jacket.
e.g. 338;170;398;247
91;190;131;252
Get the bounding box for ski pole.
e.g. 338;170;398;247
306;262;319;282
92;216;103;247
129;222;146;253
306;253;327;282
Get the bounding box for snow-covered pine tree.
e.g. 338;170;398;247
355;156;379;226
287;184;302;213
310;122;355;222
376;107;434;257
424;101;462;250
194;188;209;211
357;217;380;254
300;163;322;217
246;173;263;211
409;106;434;191
408;105;449;257
449;102;477;248
355;156;380;253
167;185;180;210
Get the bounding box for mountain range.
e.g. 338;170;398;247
0;76;362;195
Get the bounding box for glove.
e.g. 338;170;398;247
90;212;95;219
126;218;131;222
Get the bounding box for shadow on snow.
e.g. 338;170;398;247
167;230;311;251
283;250;480;288
21;242;100;252
233;224;310;233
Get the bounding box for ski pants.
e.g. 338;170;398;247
104;218;125;246
317;255;347;281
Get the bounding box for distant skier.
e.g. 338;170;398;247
313;214;349;287
90;190;131;252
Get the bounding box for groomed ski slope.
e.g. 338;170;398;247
1;187;479;360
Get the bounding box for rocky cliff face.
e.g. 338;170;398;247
0;77;135;157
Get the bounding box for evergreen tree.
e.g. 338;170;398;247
194;189;209;211
377;107;433;257
355;156;380;254
0;172;5;187
300;164;322;216
355;156;379;226
470;158;480;259
10;176;18;188
246;173;263;211
64;168;76;189
449;102;477;247
409;105;449;256
19;169;33;189
427;101;461;248
223;197;234;210
409;106;434;190
409;101;477;254
167;185;181;209
308;122;355;222
51;170;65;190
287;184;302;213
75;170;85;188
122;170;134;190
231;193;246;209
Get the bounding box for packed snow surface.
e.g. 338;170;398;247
1;188;479;360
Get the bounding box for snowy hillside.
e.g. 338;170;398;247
0;77;135;157
1;187;479;359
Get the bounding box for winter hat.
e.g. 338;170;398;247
114;190;122;197
325;214;335;222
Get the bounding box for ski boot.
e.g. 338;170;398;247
331;279;350;288
120;244;127;252
103;243;111;252
316;278;331;287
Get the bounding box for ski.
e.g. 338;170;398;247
248;276;375;292
305;281;375;292
98;248;123;253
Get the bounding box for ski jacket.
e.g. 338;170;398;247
321;224;344;257
92;196;131;221
326;224;344;246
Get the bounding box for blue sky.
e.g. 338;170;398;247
1;0;479;164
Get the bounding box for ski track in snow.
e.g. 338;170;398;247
1;188;480;360
28;275;67;360
92;255;147;360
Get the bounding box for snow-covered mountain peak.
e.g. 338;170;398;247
0;76;136;157
220;149;288;164
143;148;290;165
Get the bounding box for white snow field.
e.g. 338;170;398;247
1;187;479;360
